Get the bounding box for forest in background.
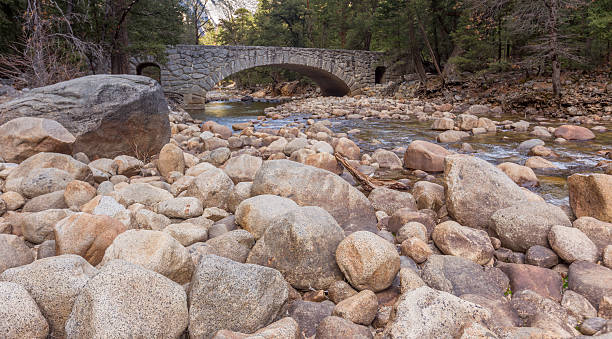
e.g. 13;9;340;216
0;0;610;97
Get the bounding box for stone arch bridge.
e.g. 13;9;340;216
130;45;398;108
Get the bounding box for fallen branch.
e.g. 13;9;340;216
335;153;410;192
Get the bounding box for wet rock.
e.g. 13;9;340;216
247;206;344;290
458;114;479;130
65;260;188;338
437;130;469;143
526;245;559;268
55;212;126;265
223;154;262;183
368;187;416;216
186;167;234;209
432;220;494;265
554;125;596;140
383;286;490;339
497;162;539;187
491;201;571;252
189;255;288;338
0;255;97;338
403;140;453;172
205;229;255;263
99;229;194;284
445;154;528;231
336;231;400;292
332;290;378;325
531;126;552;138
548;225;598;263
431;117;454;130
517;139;545;153
0;234;34;274
315;316;373;339
573;217;612;258
568;261;612;309
235;195;298;239
287;300;334;338
525;156;558;170
157;143;185;177
0;117;75;163
568;173;612;223
421;255;509;298
251;160;377;233
0;281;49;339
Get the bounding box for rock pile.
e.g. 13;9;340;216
0;76;610;338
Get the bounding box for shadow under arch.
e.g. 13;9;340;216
214;63;351;97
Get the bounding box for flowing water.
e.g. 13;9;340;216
189;100;612;207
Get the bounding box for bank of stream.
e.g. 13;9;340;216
189;100;612;207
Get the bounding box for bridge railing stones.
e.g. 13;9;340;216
130;45;398;109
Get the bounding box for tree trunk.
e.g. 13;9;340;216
548;0;561;98
552;56;561;98
110;0;135;74
407;19;427;84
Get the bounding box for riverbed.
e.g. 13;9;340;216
189;100;612;207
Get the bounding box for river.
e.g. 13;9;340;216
189;100;612;207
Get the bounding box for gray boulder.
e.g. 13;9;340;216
251;160;377;233
189;255;288;338
247;206;345;290
0;75;170;158
444;154;528;231
65;260;188;338
0;282;49;339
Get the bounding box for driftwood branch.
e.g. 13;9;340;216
335;153;410;192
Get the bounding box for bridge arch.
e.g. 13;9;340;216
130;45;399;109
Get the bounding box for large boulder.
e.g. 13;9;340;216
497;162;539;187
568;173;612;222
251;160;377;233
368;187;417;216
116;183;173;208
22;209;72;244
65;260;188;338
0;255;97;338
573;217;612;258
0;75;170;158
336;231;400;292
444;154;528;231
496;263;562;302
383;286;490;339
54;213;126;265
490;201;571;252
4;152;92;193
0;281;49;339
0;117;75;163
247;206;345;290
403;140;453;172
548;225;598;263
189;255;288;338
99;229;194;284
